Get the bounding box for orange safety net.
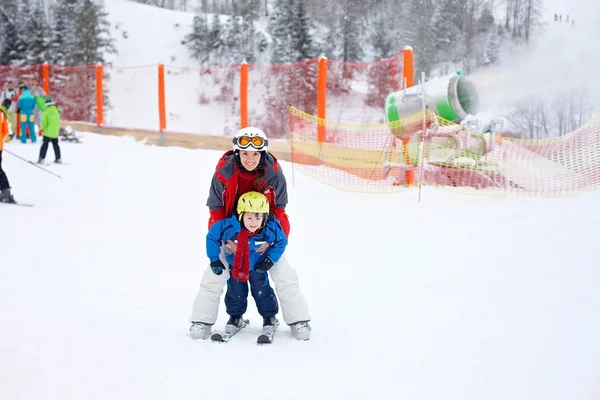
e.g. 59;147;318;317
326;52;404;125
50;65;97;124
289;106;600;196
103;65;157;131
247;60;318;138
0;50;407;137
164;64;239;135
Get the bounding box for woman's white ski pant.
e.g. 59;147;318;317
189;248;310;325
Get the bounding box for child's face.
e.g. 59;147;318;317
242;212;264;232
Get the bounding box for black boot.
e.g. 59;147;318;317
0;188;15;203
263;317;277;327
226;315;244;327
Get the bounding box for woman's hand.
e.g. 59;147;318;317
255;242;270;254
227;240;237;253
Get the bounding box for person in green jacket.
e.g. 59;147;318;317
38;97;62;164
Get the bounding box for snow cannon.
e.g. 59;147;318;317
385;72;479;138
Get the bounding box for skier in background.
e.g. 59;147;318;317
191;191;286;339
38;96;62;164
188;127;311;341
0;106;15;203
29;79;47;128
1;81;18;136
16;83;36;144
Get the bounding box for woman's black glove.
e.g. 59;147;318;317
255;257;273;273
210;260;226;275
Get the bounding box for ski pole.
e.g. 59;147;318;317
4;149;63;179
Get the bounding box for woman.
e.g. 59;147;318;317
189;127;311;340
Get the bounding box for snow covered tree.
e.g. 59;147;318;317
49;0;79;65
291;0;314;61
403;0;436;76
208;13;225;65
222;15;243;65
184;15;211;64
26;0;52;65
482;24;502;66
270;0;296;64
270;0;314;64
337;2;363;63
432;0;464;66
0;0;29;66
72;0;115;65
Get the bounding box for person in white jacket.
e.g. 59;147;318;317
1;81;18;133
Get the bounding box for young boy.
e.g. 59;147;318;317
190;191;288;339
37;97;62;164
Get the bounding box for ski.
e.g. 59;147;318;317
211;319;249;343
40;161;69;166
0;200;33;207
257;321;280;345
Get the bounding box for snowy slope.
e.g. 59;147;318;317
472;0;600;117
1;135;600;399
103;0;198;67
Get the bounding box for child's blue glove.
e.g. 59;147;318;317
210;260;225;275
255;257;273;273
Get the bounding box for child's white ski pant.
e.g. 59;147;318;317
189;248;311;325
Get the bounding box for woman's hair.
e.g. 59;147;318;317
254;155;268;190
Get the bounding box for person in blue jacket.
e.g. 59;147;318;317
16;83;36;144
190;191;287;339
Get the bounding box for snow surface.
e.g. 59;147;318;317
2;133;600;399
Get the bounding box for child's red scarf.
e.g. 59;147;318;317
232;229;259;282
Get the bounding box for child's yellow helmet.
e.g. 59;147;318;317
237;191;269;220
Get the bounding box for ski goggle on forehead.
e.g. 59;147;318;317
234;135;268;150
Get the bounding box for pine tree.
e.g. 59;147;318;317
432;0;464;65
72;0;115;65
0;13;21;65
50;0;79;65
239;4;259;63
404;0;436;76
270;0;315;64
184;15;211;65
0;0;29;66
27;0;51;65
222;15;243;65
483;24;502;66
338;2;363;63
209;13;224;65
270;0;296;64
291;0;313;61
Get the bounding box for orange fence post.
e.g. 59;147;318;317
42;62;50;94
158;64;166;145
317;55;327;144
401;47;415;185
96;64;103;129
240;62;248;129
402;46;414;89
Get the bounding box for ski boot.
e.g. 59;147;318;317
225;315;245;334
189;322;212;340
290;321;311;341
0;188;15;203
55;159;62;164
263;317;277;327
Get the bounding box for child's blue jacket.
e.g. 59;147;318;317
206;215;288;269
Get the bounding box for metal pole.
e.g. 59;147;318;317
4;149;63;179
